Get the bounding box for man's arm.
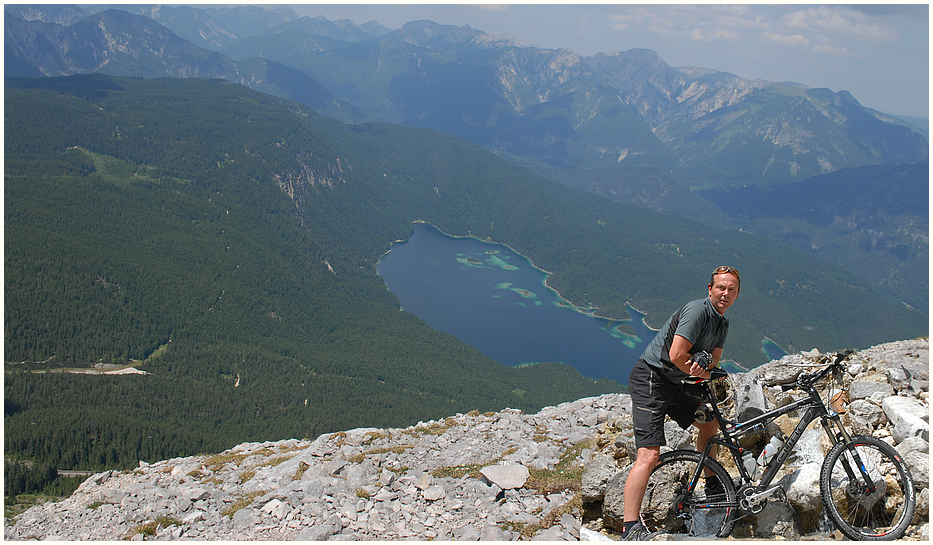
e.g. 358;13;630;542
670;335;713;380
710;347;723;368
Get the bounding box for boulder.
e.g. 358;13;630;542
231;507;258;529
581;452;621;502
600;466;632;531
531;525;564;541
874;359;928;394
663;420;692;449
900;450;930;490
422;485;446;502
613;430;637;462
914;488;929;526
781;462;823;533
882;397;929;442
846;399;886;426
560;512;580;538
479;463;529;490
895;435;929;454
752;353;826;386
849;380;895;401
178;486;212;502
296;523;338;541
732;374;768;418
732;497;800;540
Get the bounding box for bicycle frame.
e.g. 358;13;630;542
693;358;857;510
716;382;847;481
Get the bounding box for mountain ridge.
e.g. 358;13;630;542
8;5;922;306
7;6;925;176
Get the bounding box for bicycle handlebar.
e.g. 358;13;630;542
781;349;854;391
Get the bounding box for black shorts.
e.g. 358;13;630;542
629;358;702;449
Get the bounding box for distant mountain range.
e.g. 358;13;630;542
7;4;926;182
5;3;928;314
5;4;928;311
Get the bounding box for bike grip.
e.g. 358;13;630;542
834;349;854;363
781;382;798;392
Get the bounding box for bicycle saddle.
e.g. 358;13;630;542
681;366;729;385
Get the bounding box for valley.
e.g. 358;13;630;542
5;76;924;488
3;3;927;506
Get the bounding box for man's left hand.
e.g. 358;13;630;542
688;361;711;380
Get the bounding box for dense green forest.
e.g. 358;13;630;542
4;75;926;498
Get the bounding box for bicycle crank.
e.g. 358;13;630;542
738;485;783;513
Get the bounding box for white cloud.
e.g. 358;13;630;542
607;13;633;32
761;32;811;48
760;30;851;58
475;5;510;13
690;28;741;43
811;44;849;57
782;5;899;42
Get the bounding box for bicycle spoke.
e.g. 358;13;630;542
641;450;735;538
821;437;915;540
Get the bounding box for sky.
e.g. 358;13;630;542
289;3;929;120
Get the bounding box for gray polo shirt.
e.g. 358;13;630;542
641;297;729;384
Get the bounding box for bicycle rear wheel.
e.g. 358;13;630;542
820;435;916;540
640;449;736;538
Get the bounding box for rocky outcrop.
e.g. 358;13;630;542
583;338;930;540
5;398;628;541
5;339;928;541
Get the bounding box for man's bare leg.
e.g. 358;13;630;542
622;446;661;522
695;420;719;476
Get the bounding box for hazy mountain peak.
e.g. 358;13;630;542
268;15;389;43
4;3;88;25
394;19;520;50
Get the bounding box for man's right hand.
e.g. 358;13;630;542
688;361;711;380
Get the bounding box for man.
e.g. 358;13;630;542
621;266;740;540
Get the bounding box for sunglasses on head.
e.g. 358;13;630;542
713;266;739;278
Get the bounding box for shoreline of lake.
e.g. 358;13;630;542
408;220;636;324
377;222;782;384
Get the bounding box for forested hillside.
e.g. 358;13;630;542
701;163;929;311
5;75;926;487
5;5;928;312
4;75;619;484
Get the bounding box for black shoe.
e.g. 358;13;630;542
705;475;725;499
622;521;650;541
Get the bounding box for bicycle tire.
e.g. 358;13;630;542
820;435;916;540
640;449;737;538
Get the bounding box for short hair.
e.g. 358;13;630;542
710;266;740;291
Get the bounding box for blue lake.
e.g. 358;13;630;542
377;223;654;385
377;223;782;385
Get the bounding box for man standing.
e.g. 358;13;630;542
621;266;740;540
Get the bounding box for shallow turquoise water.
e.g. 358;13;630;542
377;223;656;384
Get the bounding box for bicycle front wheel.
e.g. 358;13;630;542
820;435;916;540
641;449;736;538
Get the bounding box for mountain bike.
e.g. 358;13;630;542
639;350;917;540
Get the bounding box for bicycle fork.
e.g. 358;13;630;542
820;414;883;496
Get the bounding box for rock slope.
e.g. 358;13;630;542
5;339;928;541
5;397;627;541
